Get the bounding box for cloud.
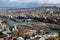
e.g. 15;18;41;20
8;0;60;4
9;0;36;3
38;0;60;4
0;0;60;4
0;0;60;6
9;0;20;2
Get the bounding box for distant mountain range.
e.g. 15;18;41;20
0;3;60;8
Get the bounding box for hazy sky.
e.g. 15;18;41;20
0;0;60;8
